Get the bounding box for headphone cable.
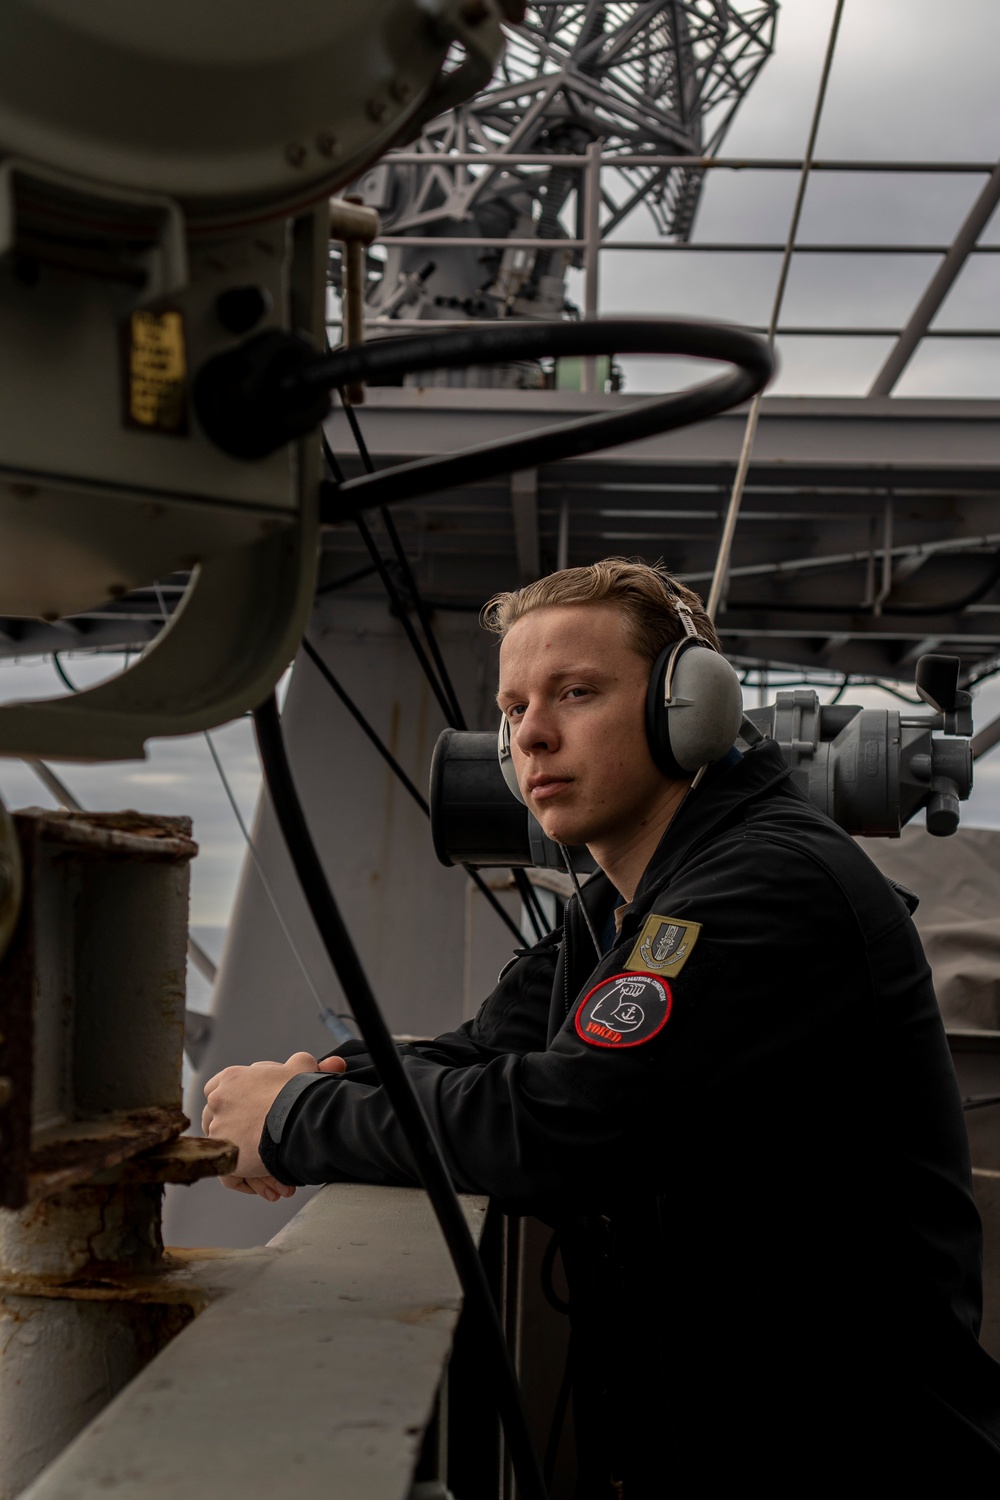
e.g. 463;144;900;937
561;849;603;964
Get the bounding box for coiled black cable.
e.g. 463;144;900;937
195;318;774;476
252;693;547;1500
312;320;774;521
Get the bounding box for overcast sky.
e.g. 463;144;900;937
604;0;1000;396
1;0;998;929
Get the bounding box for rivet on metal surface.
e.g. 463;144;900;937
389;79;411;103
366;97;389;123
285;142;308;168
315;132;340;158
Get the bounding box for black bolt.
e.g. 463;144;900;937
215;285;273;336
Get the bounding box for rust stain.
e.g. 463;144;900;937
110;1135;237;1186
395;1303;452;1325
19;1108;189;1207
18;809;198;864
0;1270;206;1308
0;1254;253;1309
0;1242;269;1314
161;1245;268;1269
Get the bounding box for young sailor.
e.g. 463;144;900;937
205;559;1000;1495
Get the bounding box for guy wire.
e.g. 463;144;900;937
706;0;847;623
324;408;551;940
204;728;355;1043
338;394;466;728
300;637;526;945
52;652;78;693
323;432;459;729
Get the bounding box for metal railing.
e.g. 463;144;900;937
327;148;1000;393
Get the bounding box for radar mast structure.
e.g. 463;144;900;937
350;0;778;373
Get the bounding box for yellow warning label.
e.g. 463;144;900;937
125;310;187;433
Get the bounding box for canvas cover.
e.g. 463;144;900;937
861;826;1000;1031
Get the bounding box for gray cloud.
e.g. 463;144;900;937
600;0;1000;397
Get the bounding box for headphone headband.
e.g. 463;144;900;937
498;714;524;803
673;599;699;637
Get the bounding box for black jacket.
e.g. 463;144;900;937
262;741;1000;1493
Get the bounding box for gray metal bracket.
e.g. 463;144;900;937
0;504;318;761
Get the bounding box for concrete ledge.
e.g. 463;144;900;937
22;1184;487;1500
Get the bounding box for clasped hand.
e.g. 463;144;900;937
202;1050;346;1202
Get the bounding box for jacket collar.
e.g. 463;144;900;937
566;741;790;951
550;743;789;1038
625;739;790;922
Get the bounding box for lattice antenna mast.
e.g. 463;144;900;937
348;2;777;351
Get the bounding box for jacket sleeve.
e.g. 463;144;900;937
259;838;863;1202
328;1024;500;1084
280;933;561;1107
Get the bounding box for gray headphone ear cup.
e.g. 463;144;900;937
664;646;744;774
497;717;526;805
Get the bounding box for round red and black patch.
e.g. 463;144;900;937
574;971;673;1049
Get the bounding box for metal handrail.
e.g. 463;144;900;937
371;237;1000;253
381;152;998;172
332;146;1000;390
325;320;1000;338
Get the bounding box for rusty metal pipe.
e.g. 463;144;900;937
0;808;235;1496
0;1185;168;1498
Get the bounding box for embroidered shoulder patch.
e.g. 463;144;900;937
575;972;672;1049
626;914;701;978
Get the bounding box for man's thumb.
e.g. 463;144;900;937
284;1050;320;1071
317;1054;348;1074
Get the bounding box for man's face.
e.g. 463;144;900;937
497;602;677;856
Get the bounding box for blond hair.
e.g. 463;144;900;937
481;557;722;664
